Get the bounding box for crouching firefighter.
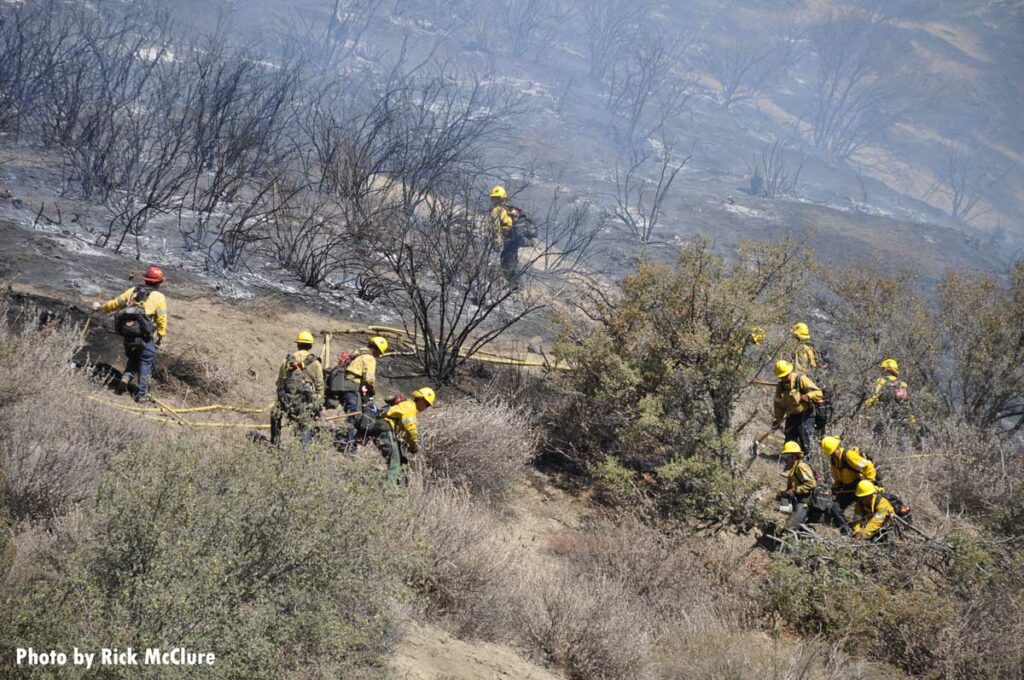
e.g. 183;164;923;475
373;387;435;487
822;435;878;535
851;480;896;541
779;440;828;531
271;330;325;446
92;266;168;403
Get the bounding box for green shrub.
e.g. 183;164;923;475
590;457;640;506
656;454;766;531
0;306;152;521
551;238;808;470
1;437;414;678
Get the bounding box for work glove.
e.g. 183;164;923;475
155;336;163;347
91;301;101;311
408;443;419;455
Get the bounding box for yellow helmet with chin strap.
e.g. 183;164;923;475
881;358;899;375
490;185;508;199
368;336;389;354
774;360;794;378
412;387;436;406
296;330;315;345
792;322;810;341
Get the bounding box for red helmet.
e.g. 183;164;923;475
141;266;164;283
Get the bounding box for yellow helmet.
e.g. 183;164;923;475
750;326;766;345
855;479;878;497
296;330;315;345
489;185;508;199
774;360;794;378
881;358;899;376
820;436;841;456
412;387;436;406
791;322;810;341
782;440;804;456
368;336;389;354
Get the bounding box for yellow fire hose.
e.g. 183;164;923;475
327;325;570;370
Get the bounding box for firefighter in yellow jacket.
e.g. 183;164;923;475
271;331;325;446
377;387;435;486
339;336;389;450
851;480;896;540
781;440;818;529
822;435;878;534
92;266;168;402
490;185;520;286
772;360;824;457
790;322;817;373
864;358;913;422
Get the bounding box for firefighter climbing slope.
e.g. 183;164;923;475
92;266;168;403
772;360;824;458
271;330;325;446
489;184;536;287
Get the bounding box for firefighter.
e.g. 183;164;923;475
92;266;168;403
790;322;817;373
851;480;896;541
772;360;824;457
823;435;878;534
781;440;818;530
864;358;912;412
376;387;435;486
490;185;520;286
339;336;389;450
270;331;325;446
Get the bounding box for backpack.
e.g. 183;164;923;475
779;373;810;412
278;353;319;417
509;205;537;246
326;351;356;395
882;492;912;525
878;378;910;403
114;286;156;343
809;484;833;513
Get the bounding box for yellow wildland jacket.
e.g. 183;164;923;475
385;399;419;449
787;460;817;497
773;373;823;420
490;203;513;245
792;343;817;373
864;374;909;408
345;352;377;389
853;494;895;538
830;447;877;487
276;349;325;402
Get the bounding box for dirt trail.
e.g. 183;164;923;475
393;623;560;680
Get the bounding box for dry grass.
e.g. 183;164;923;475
407;483;774;679
0;304;151;521
420;398;536;506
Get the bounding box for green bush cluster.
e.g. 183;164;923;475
2;438;414;678
763;536;1024;677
